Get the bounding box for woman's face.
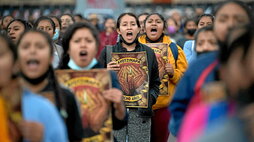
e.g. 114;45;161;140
105;19;116;30
3;16;14;29
18;32;52;79
61;15;74;33
214;3;249;42
185;21;197;31
7;21;25;44
37;20;55;38
0;38;15;88
117;15;140;44
196;31;218;53
198;16;213;29
68;28;97;68
145;14;164;41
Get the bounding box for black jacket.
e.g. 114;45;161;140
99;42;160;117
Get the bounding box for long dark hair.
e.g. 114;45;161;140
50;16;62;30
7;19;33;32
17;30;66;117
59;22;99;69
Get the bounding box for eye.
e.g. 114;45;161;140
20;44;29;50
74;39;81;43
86;39;93;43
218;17;227;23
14;28;20;31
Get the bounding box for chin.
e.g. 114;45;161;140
78;63;89;68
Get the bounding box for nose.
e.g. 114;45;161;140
80;39;87;48
151;21;156;26
127;24;132;29
8;29;14;35
227;18;238;30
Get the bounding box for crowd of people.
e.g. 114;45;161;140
0;0;254;142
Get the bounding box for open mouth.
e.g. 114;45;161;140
126;32;133;36
10;36;16;40
151;28;157;33
79;51;88;59
26;59;40;70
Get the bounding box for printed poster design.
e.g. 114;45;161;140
145;43;169;96
55;69;112;142
111;51;149;108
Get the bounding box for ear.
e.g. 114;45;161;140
117;28;121;35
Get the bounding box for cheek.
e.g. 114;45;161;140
214;23;227;42
68;45;78;59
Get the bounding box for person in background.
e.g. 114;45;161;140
97;17;118;58
0;33;67;142
169;9;182;33
195;26;218;55
177;18;197;48
34;16;63;68
17;30;83;142
99;13;160;142
139;13;188;142
166;17;181;42
58;22;127;141
169;1;252;139
179;25;252;142
60;14;75;34
88;13;101;31
1;15;14;34
138;13;149;35
195;7;204;18
7;19;32;44
184;14;214;63
50;16;62;44
74;14;83;23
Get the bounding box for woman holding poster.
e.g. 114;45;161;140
99;13;160;142
58;22;127;142
138;13;188;142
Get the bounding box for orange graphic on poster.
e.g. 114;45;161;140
145;43;169;96
111;52;149;108
55;69;112;142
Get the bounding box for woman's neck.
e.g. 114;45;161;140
21;78;48;93
122;42;136;51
